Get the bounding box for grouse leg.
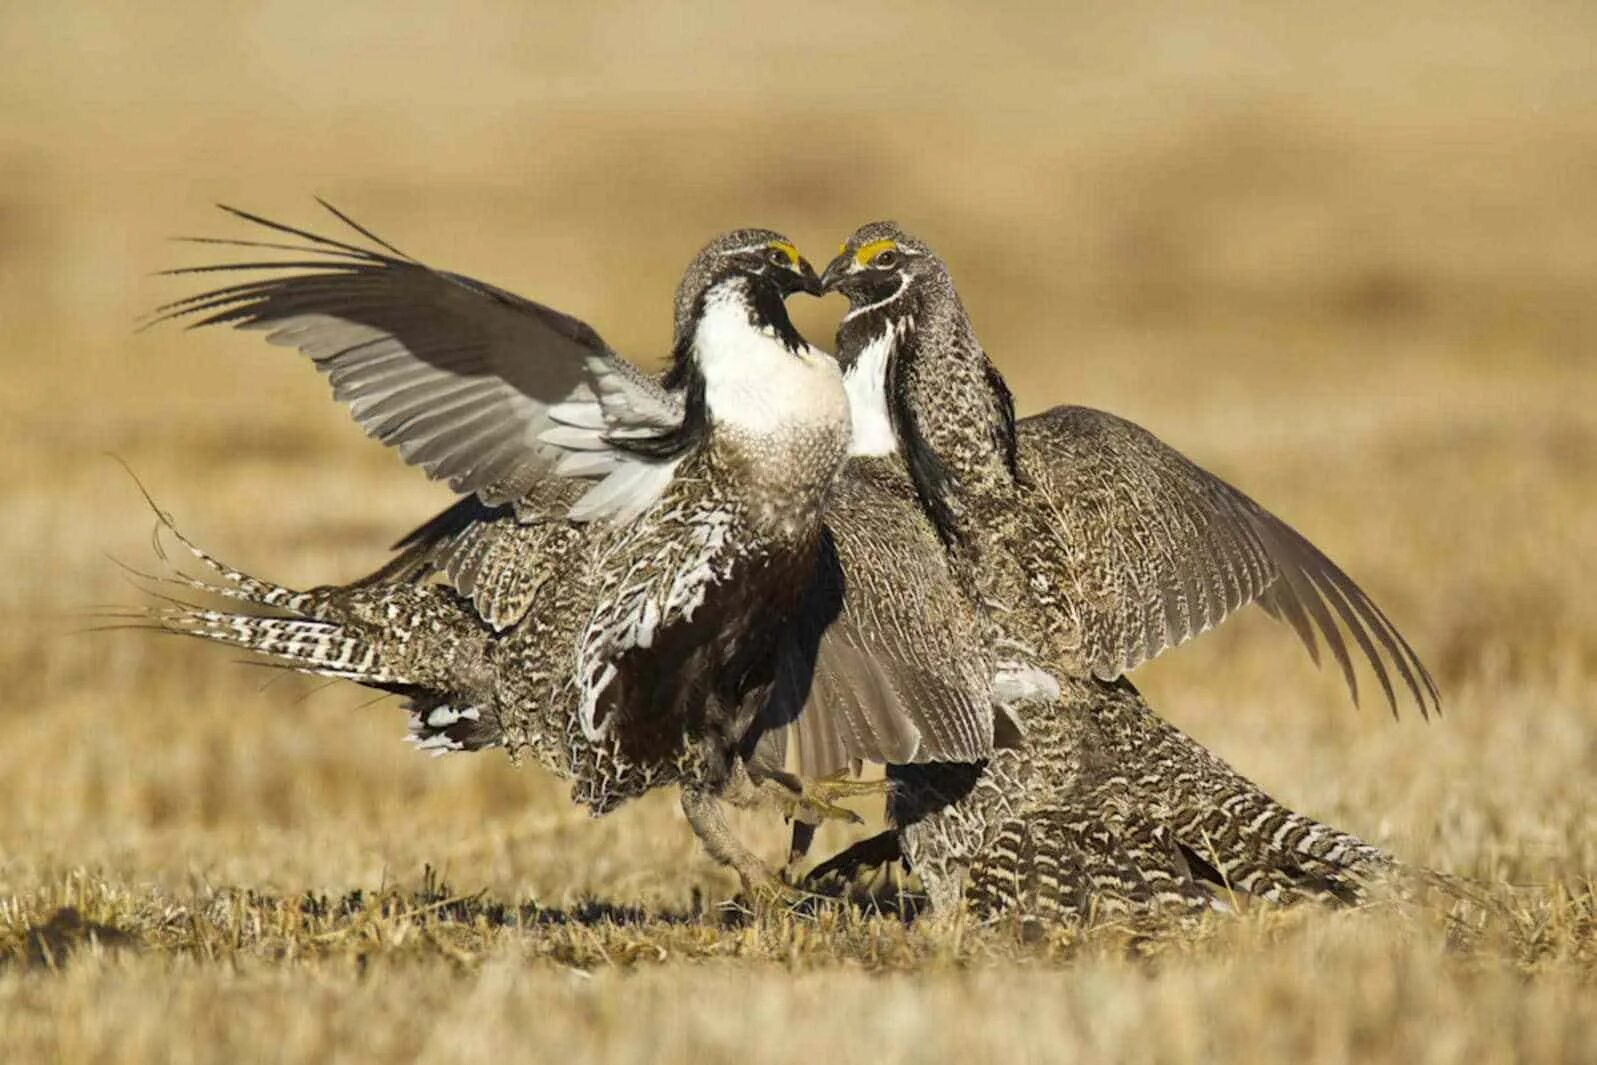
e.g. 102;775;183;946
679;786;804;910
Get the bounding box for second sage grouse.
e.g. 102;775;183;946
804;674;1404;924
141;206;865;898
777;222;1440;917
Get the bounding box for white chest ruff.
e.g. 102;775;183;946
844;329;899;457
695;290;846;437
555;287;845;526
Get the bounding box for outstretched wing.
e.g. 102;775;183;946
1020;405;1439;716
751;459;1006;777
154;202;682;517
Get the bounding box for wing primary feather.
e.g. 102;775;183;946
215;203;399;263
140;280;297;328
1352;579;1440;714
1259;578;1322;669
315;197;417;262
1344;584;1434;719
152;271;375;322
1017;405;1438;715
1218;495;1277;602
157;260;363;280
1275;522;1439;714
1274;553;1360;707
164;274;382;313
1300;559;1399;716
1315;553;1438;717
1266;513;1437;717
172;235;372;258
157;203;682;509
399;409;515;467
355;381;504;435
234;299;409;336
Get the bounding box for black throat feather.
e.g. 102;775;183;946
885;326;964;547
983;358;1020;480
835;305;885;374
746;276;808;355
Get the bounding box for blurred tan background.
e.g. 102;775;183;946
3;0;1595;938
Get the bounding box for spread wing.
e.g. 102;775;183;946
153;202;683;519
751;460;1004;778
1020;405;1439;716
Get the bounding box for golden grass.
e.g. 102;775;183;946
3;2;1596;1061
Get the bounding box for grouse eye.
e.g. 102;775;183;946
766;248;791;267
872;249;899;269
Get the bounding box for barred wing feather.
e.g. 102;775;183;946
154;202;682;519
1020;405;1439;717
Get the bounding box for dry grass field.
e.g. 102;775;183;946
3;2;1596;1062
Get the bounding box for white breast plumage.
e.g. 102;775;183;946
844;326;900;457
696;287;845;436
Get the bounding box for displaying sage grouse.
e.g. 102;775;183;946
779;222;1440;919
142;205;868;898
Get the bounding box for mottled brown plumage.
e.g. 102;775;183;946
932;676;1395;917
752;456;1005;776
807;674;1399;920
796;222;1438;921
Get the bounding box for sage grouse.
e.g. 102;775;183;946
143;206;870;898
781;222;1440;918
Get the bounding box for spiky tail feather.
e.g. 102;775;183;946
1100;707;1495;912
868;681;1417;921
1051;677;1401;904
966;810;1217;926
134;508;395;680
128;503;499;756
153;604;397;682
810;680;1476;922
1158;782;1393;905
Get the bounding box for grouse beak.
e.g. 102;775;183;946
820;252;852;293
797;256;824;297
